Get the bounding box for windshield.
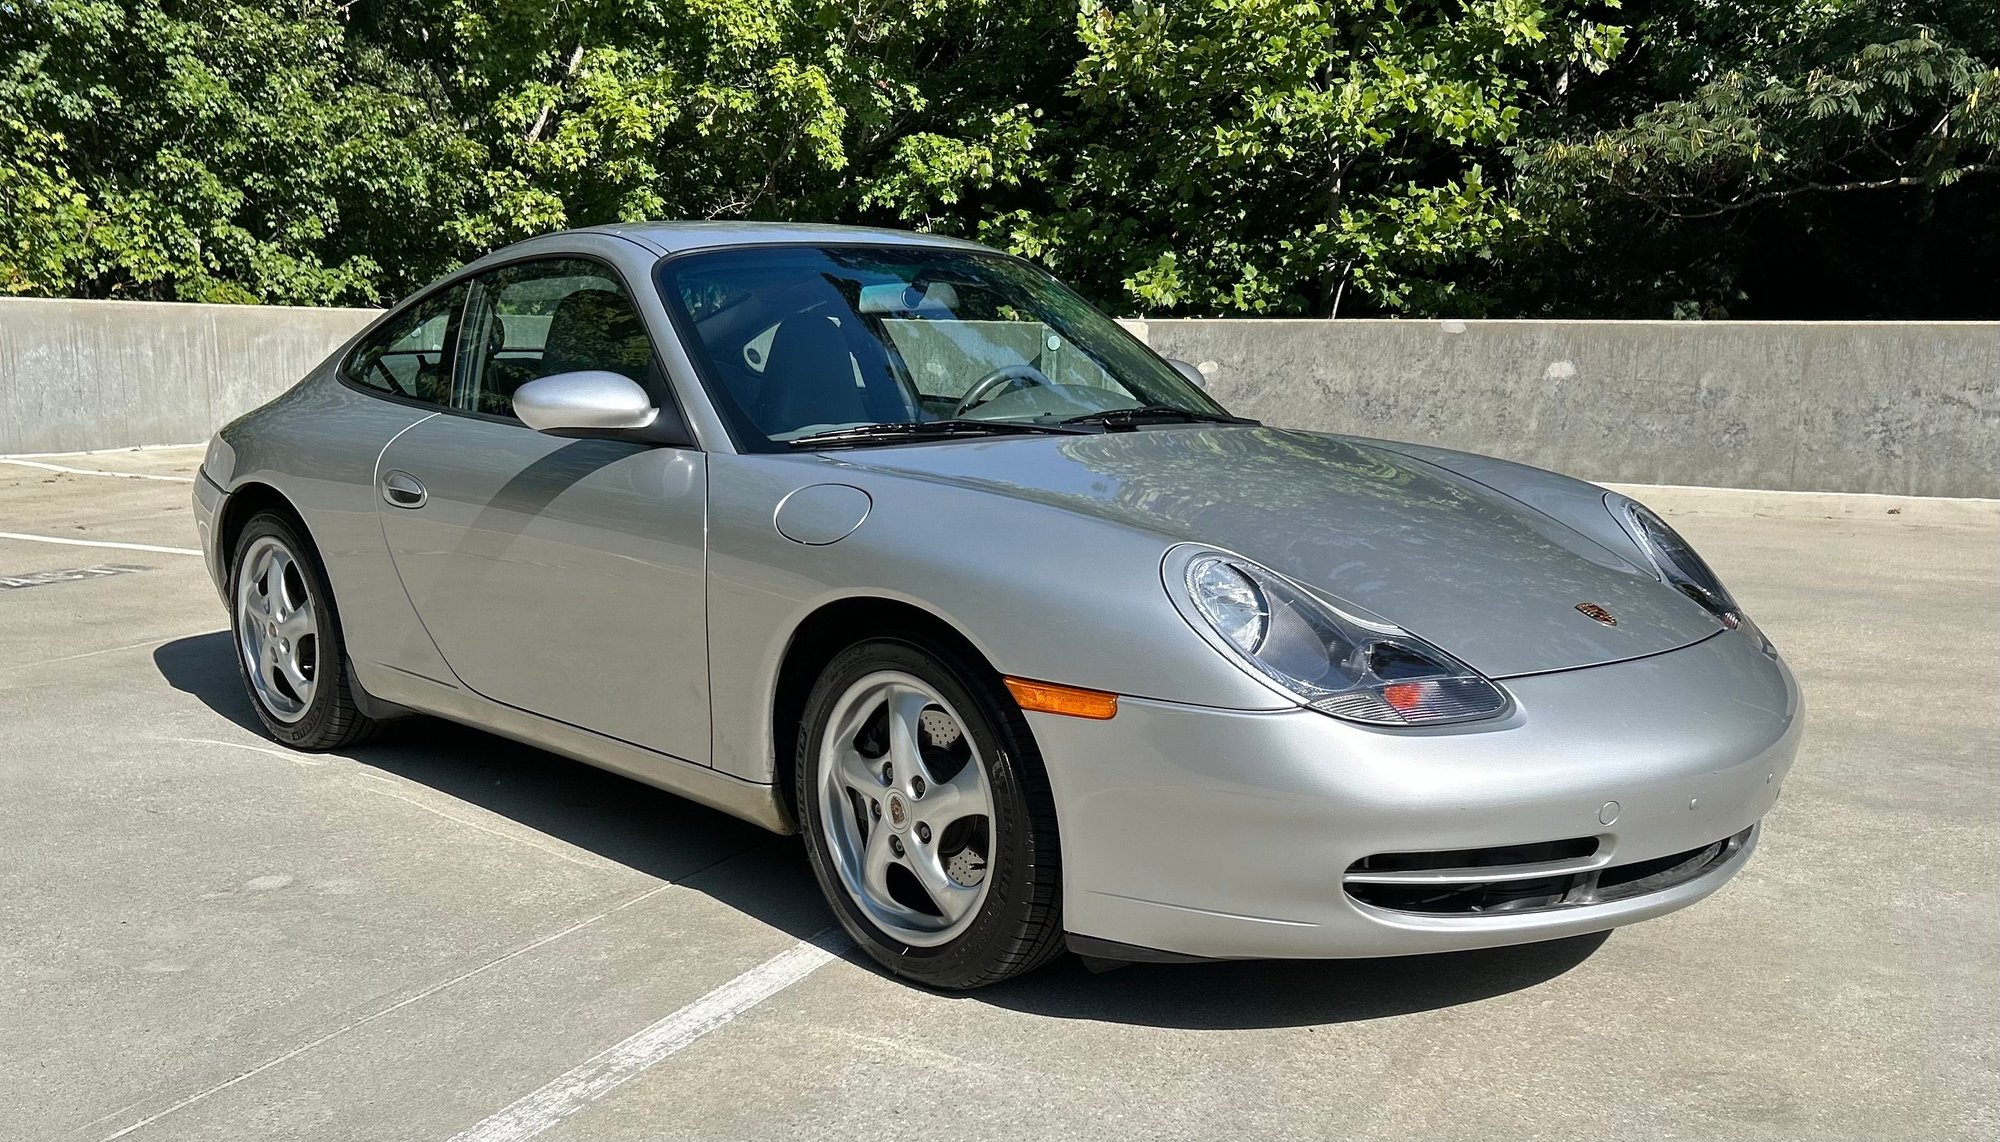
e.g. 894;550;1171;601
656;244;1230;449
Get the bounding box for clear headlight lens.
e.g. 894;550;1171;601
1607;493;1740;622
1188;558;1269;652
1180;552;1508;726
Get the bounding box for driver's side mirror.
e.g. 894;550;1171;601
1166;358;1208;391
512;371;659;435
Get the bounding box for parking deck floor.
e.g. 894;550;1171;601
3;447;1995;1141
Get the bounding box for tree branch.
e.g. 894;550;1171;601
1649;163;2000;219
722;0;871;218
525;42;586;144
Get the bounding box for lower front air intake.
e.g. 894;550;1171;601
1344;827;1754;916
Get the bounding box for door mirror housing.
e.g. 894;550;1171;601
1166;358;1208;391
512;371;659;435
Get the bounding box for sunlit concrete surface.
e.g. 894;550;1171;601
3;446;1994;1141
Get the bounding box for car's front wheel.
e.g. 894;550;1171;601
797;637;1065;989
230;511;376;750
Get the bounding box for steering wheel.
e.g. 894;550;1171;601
954;363;1052;417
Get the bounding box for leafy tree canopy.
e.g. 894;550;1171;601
1510;0;2000;316
1;0;1993;317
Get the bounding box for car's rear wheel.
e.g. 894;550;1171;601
230;511;376;750
797;637;1065;989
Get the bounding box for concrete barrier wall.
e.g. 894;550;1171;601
0;298;377;455
1130;319;1998;499
2;299;1993;496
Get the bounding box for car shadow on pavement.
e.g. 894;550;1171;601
154;628;267;735
964;931;1608;1029
156;629;1608;1029
152;631;827;941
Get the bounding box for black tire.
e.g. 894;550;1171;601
796;636;1066;989
228;510;377;750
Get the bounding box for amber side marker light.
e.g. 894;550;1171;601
1004;677;1119;720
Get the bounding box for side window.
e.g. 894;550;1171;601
453;259;656;418
344;284;466;404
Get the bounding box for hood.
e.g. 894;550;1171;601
836;427;1723;677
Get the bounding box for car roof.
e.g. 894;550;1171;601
567;221;996;256
441;222;1009;300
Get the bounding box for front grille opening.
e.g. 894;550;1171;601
1594;839;1726;902
1344;827;1750;917
1349;837;1597;874
1348;876;1575;915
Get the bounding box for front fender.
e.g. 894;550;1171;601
704;452;1288;784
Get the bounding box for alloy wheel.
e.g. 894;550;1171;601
236;535;319;723
817;671;995;947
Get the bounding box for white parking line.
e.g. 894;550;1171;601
0;531;200;555
0;457;196;482
93;884;680;1142
161;735;330;767
447;928;852;1142
0;635;176;673
0;443;202;457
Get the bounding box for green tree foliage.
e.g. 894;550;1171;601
1026;0;1625;315
1509;0;2000;316
1;0;1994;316
0;0;477;302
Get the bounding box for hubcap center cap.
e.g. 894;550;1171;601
885;792;910;832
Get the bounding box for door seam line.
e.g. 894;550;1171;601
371;412;468;688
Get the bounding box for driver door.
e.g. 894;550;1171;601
374;257;711;764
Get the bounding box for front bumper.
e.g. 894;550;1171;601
1032;628;1802;960
192;469;227;602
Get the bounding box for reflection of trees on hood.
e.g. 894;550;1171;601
1062;428;1479;560
1090;429;1430;521
946;427;1653;618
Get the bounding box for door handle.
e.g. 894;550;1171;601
380;470;427;509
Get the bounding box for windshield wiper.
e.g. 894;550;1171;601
1059;406;1260;430
788;419;1090;449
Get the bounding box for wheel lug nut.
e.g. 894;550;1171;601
911;776;926;797
889;835;905;857
870;800;881;819
916;823;931;843
881;763;893;784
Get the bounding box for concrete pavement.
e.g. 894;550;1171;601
2;447;1994;1140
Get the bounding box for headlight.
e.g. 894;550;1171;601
1606;493;1740;623
1176;550;1508;726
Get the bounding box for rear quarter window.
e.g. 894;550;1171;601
344;284;467;404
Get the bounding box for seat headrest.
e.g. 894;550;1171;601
541;288;649;380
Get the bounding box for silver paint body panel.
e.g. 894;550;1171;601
199;222;1801;960
374;421;710;760
1029;632;1799;958
828;427;1725;679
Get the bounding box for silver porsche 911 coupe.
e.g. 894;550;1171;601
194;223;1802;989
